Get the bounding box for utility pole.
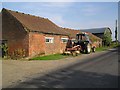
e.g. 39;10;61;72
115;20;118;42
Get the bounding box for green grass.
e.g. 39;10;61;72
96;42;120;52
30;43;120;60
96;46;110;52
30;54;69;60
110;42;120;48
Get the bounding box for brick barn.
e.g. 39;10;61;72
2;8;102;58
2;8;69;57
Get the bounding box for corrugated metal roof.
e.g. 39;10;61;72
80;27;112;34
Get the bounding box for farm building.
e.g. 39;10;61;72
62;28;102;47
2;8;69;57
81;27;112;45
81;27;112;39
2;8;102;58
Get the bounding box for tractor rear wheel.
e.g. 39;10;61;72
85;43;91;54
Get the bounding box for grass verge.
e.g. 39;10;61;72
30;54;70;60
30;43;120;60
96;46;110;52
96;42;120;52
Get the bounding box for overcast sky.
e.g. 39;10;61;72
2;2;119;41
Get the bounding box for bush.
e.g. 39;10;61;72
11;48;26;59
103;32;112;46
0;43;8;58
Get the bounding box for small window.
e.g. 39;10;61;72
71;39;76;42
61;38;68;43
45;37;54;43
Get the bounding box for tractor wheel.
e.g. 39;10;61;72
72;51;78;56
85;43;91;54
92;47;96;53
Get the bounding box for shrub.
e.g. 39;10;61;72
103;31;112;46
0;43;8;58
11;48;26;59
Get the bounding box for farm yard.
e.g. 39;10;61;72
1;2;119;88
0;8;119;61
1;8;103;59
2;47;118;88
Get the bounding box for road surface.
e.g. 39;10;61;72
11;48;119;88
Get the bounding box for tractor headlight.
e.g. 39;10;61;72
84;42;86;44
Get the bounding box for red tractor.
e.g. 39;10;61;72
64;33;96;56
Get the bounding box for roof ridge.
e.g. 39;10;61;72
6;8;62;29
2;8;80;31
3;8;48;19
61;27;79;31
80;27;110;30
2;8;69;35
2;8;31;32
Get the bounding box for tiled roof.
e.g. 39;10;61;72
2;8;68;35
61;28;80;38
2;8;101;41
61;28;101;41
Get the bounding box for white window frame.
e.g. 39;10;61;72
71;39;76;42
45;37;54;43
61;38;68;43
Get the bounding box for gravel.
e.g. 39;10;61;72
2;51;110;88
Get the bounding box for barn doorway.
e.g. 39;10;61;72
0;40;8;58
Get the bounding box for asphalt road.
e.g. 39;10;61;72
12;48;119;88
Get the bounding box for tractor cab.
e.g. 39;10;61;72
76;33;91;43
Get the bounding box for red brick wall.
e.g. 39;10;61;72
92;40;102;48
28;33;101;57
44;34;60;55
60;36;68;53
29;32;45;57
2;9;29;57
44;34;68;55
29;33;68;56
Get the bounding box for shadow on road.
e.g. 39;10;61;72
12;65;118;88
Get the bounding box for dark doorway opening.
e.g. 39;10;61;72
0;40;8;58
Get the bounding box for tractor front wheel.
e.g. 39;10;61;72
92;47;96;53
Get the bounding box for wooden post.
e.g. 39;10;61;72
115;20;118;44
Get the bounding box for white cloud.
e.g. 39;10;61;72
81;4;102;16
26;9;65;27
49;15;66;26
13;2;69;27
38;12;66;27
